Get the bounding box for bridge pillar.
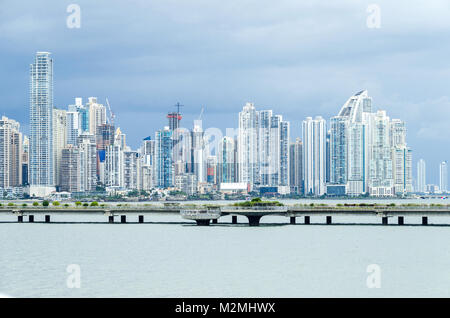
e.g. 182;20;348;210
382;217;388;225
212;219;218;224
18;215;23;223
45;215;50;223
138;215;144;223
232;216;238;224
29;215;34;223
121;215;126;223
247;215;262;227
422;216;428;225
398;216;404;225
304;216;310;224
326;216;332;225
290;217;296;224
108;216;114;223
196;219;210;226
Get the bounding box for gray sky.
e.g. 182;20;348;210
0;0;449;184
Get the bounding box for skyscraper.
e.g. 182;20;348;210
417;159;426;193
30;52;54;191
0;116;22;188
53;108;67;187
155;127;173;188
238;103;259;187
440;161;448;193
218;136;236;184
302;116;327;196
289;138;303;194
331;90;372;195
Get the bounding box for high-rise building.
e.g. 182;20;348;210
392;146;413;195
21;136;29;186
302;116;327;196
60;146;81;193
329;116;348;185
86;97;106;136
368;110;394;196
331;90;372;195
238;103;289;189
30;52;54;189
237;103;259;187
77;133;97;192
0;116;22;188
155;127;173;188
218;136;236;184
190;121;205;183
53;108;67;186
289;138;303;194
440;161;448;193
206;155;217;184
123;150;140;190
417;159;426;193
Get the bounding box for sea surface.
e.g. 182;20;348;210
1;198;449;298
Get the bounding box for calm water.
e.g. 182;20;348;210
1;198;450;297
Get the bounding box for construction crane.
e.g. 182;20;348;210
198;106;204;121
105;98;115;126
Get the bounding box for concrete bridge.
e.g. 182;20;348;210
1;205;450;226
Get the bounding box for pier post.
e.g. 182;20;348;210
247;215;262;227
212;219;218;224
398;216;404;225
45;215;50;223
196;219;210;226
382;217;388;225
290;217;296;224
326;216;332;225
138;215;144;223
422;216;428;225
108;215;114;223
18;215;23;223
304;216;310;224
232;216;237;224
121;215;126;223
29;215;34;223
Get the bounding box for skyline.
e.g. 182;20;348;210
1;1;450;183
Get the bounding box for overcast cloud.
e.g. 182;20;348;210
0;0;449;183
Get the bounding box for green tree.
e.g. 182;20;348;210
32;202;39;206
42;200;50;207
52;201;60;206
75;201;82;207
90;201;99;207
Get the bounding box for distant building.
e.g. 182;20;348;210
289;138;303;194
302;116;326;196
440;161;448;193
53;108;67;187
175;173;198;196
218;136;236;184
155;127;173;188
417;159;426;193
0;116;22;187
30;52;54;188
60;146;81;192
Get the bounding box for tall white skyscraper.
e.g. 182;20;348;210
30;52;55;192
238;103;259;187
302;116;327;196
330;90;372;195
440;161;448;193
417;159;426;193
